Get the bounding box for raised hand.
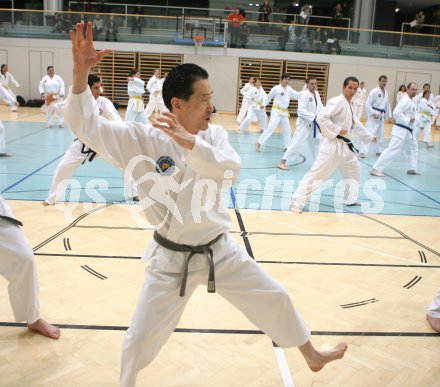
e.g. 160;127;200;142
152;112;195;150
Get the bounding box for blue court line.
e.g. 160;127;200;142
6;127;48;144
1;154;65;194
359;159;440;206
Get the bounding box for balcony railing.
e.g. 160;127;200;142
0;9;438;63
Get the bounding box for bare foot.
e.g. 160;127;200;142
42;200;53;206
290;203;302;213
28;318;60;339
300;342;347;372
426;314;440;333
255;142;261;152
278;162;289;170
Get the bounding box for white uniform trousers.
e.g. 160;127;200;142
46;141;138;204
0;120;5;153
44;102;64;127
292;138;361;209
237;98;257;124
428;291;440;318
155;96;167;114
282;125;321;164
124;110;148;125
420;116;432;143
360;117;384;155
238;107;267;133
0;219;40;323
372;127;418;173
144;94;165;118
257;109;292;149
120;235;310;387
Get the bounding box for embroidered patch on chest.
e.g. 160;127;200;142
156;156;175;175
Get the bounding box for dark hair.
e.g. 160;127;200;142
407;82;417;89
399;84;406;92
0;64;6;75
162;63;209;111
254;77;260;82
88;73;101;87
343;76;359;87
423;83;430;88
281;73;290;80
305;76;316;84
379;75;387;81
129;68;139;77
47;66;54;72
423;89;431;98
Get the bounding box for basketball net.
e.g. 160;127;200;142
193;35;205;50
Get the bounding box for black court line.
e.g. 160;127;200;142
229;188;254;259
67;238;72;251
1;322;438;337
33;203;114;251
419;251;428;263
358;213;440;257
81;265;107;280
63;238;68;251
230;230;405;239
34;252;140;260
341;299;379;309
404;276;422;289
75;225;155;231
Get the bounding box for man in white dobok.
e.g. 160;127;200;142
144;69;166;118
0;84;18;157
0;196;60;339
39;66;65;128
256;73;299;152
67;22;347;387
371;82;421;177
278;76;323;170
359;75;391;158
291;76;377;213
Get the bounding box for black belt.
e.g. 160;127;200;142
396;123;413;134
153;231;224;297
372;106;386;115
312;119;321;138
80;144;97;163
336;134;359;153
0;215;23;226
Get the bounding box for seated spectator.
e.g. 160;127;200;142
240;23;249;48
294;27;308;51
278;25;289;51
92;14;104;39
78;13;87;24
64;7;75;31
326;28;341;54
106;15;118;41
132;15;143;34
310;27;323;53
52;13;64;33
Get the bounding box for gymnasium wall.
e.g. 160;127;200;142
1;37;439;112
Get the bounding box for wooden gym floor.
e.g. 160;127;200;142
0;106;439;386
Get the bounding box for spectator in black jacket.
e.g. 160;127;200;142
285;1;299;23
258;0;272;34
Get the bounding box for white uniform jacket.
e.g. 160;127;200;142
0;196;15;218
415;91;435;107
297;89;323;132
39;75;65;97
0;72;20;89
146;75;160;95
64;87;241;273
240;82;253;97
392;93;421;138
352;87;366;107
243;85;267;109
317;94;373;157
365;87;391;119
263;85;299;116
127;78;146;112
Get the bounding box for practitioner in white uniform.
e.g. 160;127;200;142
418;89;436;148
396;84;406;106
414;83;435;107
0;196;60;339
155;72;168;114
0;84;18;157
0;64;20;112
144;69;164;119
359;75;391;158
370;82;421;177
256;73;299;152
236;78;267;134
125;69;147;124
290;76;377;212
39;66;65;128
68;23;347;387
278;76;323;170
236;76;255;124
43;74;138;205
426;291;440;332
352;81;366;120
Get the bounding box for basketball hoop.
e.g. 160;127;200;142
193;35;205;49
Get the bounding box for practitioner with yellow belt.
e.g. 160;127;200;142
125;68;148;124
256;73;299;152
38;66;65;128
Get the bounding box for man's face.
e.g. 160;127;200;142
423;85;430;91
255;79;261;88
173;79;213;133
134;71;141;78
343;80;359;100
307;79;317;93
407;83;418;98
90;82;102;99
281;77;289;87
48;67;55;77
154;70;160;77
379;77;387;89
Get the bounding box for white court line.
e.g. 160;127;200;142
274;346;295;387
